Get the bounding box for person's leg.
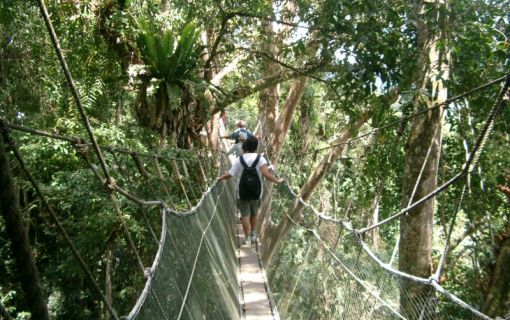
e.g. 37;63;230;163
237;199;251;242
241;217;250;239
248;200;260;241
249;215;257;232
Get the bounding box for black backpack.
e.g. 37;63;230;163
239;155;261;200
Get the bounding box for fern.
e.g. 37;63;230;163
80;79;104;112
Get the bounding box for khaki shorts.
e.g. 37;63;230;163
237;199;260;217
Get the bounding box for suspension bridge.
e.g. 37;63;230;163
1;0;509;319
1;70;508;318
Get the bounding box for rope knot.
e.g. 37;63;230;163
106;177;117;192
429;275;439;285
71;137;90;154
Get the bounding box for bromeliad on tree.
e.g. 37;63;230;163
134;20;209;148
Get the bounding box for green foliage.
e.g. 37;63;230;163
137;21;200;82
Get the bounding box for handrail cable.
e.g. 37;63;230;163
279;224;316;316
37;0;111;181
277;118;505;320
6;123;206;162
279;206;407;319
36;0;218;286
297;75;508;233
304;73;509;156
73;141;148;271
357;75;509;233
278;179;494;320
126;153;235;319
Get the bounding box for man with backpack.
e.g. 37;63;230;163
223;132;247;157
221;120;253;143
218;136;283;245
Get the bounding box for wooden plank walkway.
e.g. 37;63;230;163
237;223;277;320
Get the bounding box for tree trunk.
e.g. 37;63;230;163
482;221;510;318
0;127;49;320
256;1;308;242
369;193;381;252
299;104;312;163
103;234;116;320
269;76;309;166
260;115;369;265
258;1;281;156
482;177;510;318
398;107;442;317
399;1;450;317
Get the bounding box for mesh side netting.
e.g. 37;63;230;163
265;183;490;320
128;159;240;320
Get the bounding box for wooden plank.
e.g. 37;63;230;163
238;224;275;320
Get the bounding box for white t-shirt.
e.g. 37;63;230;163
228;153;267;199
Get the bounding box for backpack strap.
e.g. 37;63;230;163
240;154;260;169
251;155;261;168
240;155;248;168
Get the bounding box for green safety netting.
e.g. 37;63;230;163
264;182;491;320
128;156;240;320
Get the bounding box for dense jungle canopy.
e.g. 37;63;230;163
0;0;509;319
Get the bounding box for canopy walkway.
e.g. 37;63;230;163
2;105;508;319
1;1;509;319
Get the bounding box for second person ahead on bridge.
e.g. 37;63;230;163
221;119;253;144
218;135;283;245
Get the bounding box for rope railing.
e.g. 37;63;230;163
286;75;509;236
37;0;111;182
176;181;226;320
5;5;229;317
359;75;509;234
304;73;510;156
7;0;227;310
7;122;207;162
266;180;495;319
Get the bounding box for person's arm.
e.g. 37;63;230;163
224;145;235;156
217;171;232;180
221;131;237;140
260;164;284;183
218;159;241;181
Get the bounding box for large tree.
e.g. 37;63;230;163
398;0;450;317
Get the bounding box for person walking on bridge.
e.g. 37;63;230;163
221;120;253;143
218;136;283;245
223;132;247;157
